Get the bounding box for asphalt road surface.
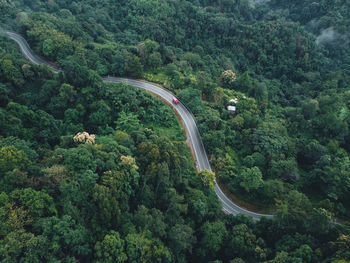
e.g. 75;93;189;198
6;31;274;220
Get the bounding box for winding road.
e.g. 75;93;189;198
6;31;274;220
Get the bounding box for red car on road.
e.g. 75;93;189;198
172;97;179;104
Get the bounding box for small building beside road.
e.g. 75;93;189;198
227;105;236;113
227;97;238;113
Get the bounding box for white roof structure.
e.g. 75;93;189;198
229;98;238;104
227;105;236;112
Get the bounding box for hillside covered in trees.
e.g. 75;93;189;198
0;0;350;262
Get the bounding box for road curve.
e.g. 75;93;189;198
6;31;274;220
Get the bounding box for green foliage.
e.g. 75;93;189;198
251;120;289;158
224;223;266;262
0;137;38;161
94;231;127;263
62;146;97;172
133;205;166;238
0;146;30;174
177;88;204;115
0;229;37;263
34;215;91;259
276;190;312;228
9;188;57;218
168;223;196;261
302;99;319;120
237;167;264;193
125;233;172;263
196;221;228;259
116;112;140;133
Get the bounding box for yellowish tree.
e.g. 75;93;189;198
199;169;216;190
219;70;236;89
73;132;95;144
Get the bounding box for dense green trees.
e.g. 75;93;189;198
0;0;350;262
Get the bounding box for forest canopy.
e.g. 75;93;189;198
0;0;350;262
